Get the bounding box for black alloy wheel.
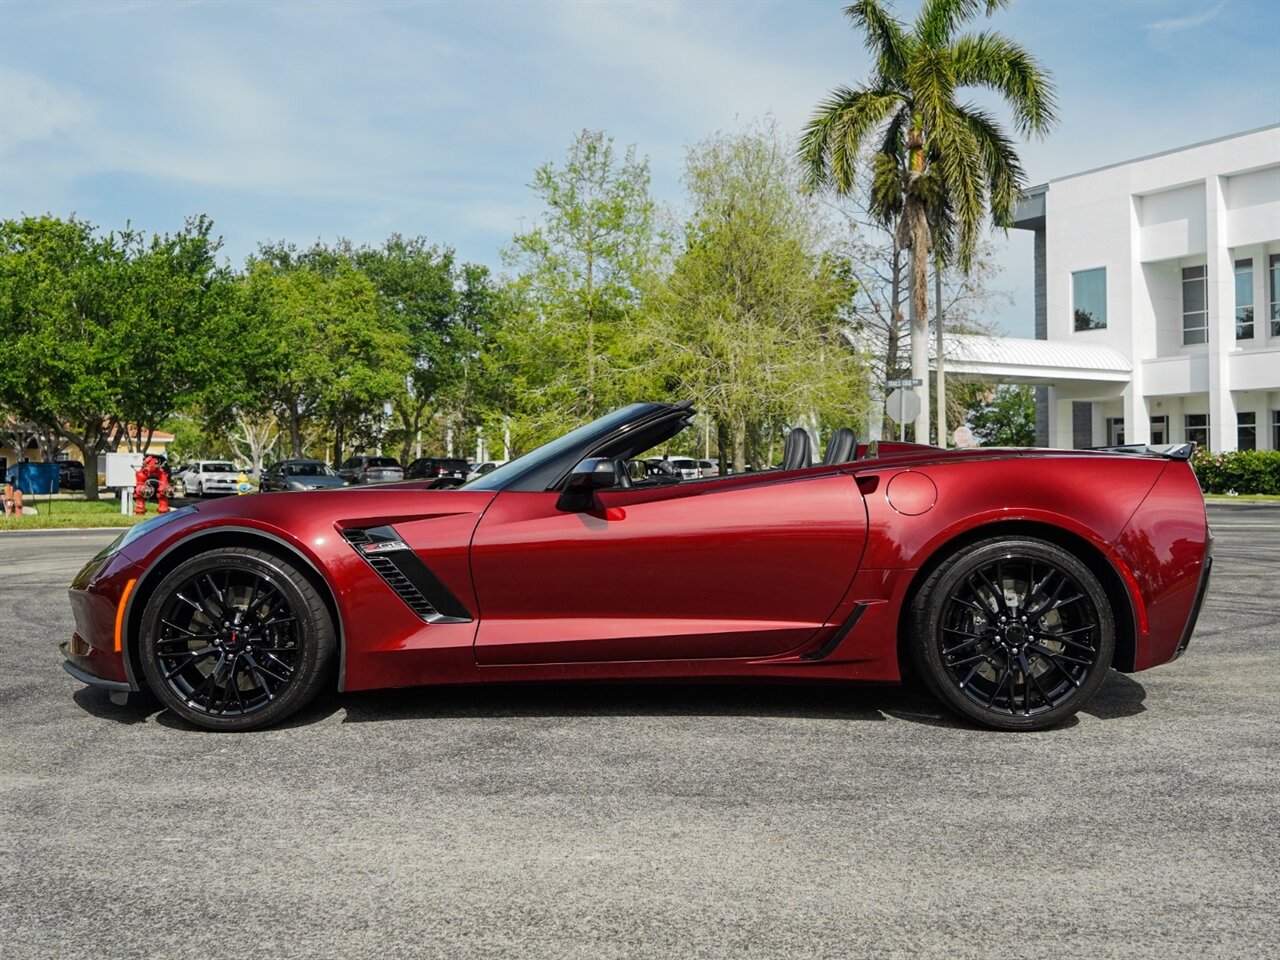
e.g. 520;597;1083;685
139;547;335;731
910;537;1115;731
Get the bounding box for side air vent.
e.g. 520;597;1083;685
342;526;472;624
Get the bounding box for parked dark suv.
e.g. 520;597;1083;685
336;455;404;485
405;457;470;482
57;459;86;490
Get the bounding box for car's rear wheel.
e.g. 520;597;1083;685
139;547;335;731
909;537;1114;731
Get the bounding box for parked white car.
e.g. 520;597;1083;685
466;460;508;481
178;460;241;496
668;458;721;480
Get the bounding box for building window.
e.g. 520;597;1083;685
1185;413;1209;448
1235;258;1254;340
1150;415;1168;445
1106;417;1125;445
1072;268;1107;331
1271;254;1280;338
1273;410;1280;450
1237;412;1256;451
1182;266;1208;345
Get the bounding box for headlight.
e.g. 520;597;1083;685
288;481;308;491
93;506;198;561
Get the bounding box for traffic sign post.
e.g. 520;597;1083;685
885;388;922;442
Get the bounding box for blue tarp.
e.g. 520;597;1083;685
6;462;58;495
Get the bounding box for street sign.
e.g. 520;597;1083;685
885;388;921;424
953;426;976;447
885;378;923;388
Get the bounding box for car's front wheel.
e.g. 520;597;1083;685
139;547;336;731
909;537;1115;731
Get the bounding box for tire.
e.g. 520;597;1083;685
909;537;1115;731
139;547;336;731
195;482;203;497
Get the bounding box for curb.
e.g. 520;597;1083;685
0;527;126;536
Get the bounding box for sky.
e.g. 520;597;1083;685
2;0;1279;336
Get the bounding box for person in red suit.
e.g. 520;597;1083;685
133;456;170;515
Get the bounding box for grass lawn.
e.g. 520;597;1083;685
1;497;156;530
1202;493;1280;502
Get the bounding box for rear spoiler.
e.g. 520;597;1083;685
1091;442;1196;461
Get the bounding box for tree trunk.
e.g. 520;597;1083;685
288;404;304;458
732;417;747;474
883;243;904;439
908;200;931;444
332;422;344;468
585;249;596;419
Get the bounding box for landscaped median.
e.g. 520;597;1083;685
2;499;158;530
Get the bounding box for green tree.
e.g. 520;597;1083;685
960;383;1036;446
109;217;234;454
351;239;498;464
0;215;233;498
239;257;410;460
255;237;500;464
799;0;1056;441
499;129;665;446
647;124;866;471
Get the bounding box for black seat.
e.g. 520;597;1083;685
781;428;812;471
822;427;857;465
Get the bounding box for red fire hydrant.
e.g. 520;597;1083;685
133;456;171;515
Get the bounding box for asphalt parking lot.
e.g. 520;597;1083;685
2;504;1277;960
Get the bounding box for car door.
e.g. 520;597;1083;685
469;472;868;665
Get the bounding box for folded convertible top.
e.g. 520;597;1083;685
1091;442;1197;461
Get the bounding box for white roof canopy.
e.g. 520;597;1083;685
931;334;1131;385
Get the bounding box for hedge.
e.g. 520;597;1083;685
1190;449;1280;496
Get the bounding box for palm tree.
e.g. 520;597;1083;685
800;0;1056;443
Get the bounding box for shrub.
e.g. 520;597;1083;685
1190;449;1280;496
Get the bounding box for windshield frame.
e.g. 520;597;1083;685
462;402;691;493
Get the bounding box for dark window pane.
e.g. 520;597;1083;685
1072;268;1107;331
1186;414;1209;449
1183;275;1206;313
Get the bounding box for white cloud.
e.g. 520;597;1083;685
0;67;88;156
1145;1;1227;33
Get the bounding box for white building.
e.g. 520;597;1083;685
1006;124;1280;452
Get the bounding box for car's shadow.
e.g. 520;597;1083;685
73;670;1148;732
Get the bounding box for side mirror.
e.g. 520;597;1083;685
568;458;617;491
558;458;617;511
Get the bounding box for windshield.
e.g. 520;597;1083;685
368;458;401;468
287;462;335;477
463;403;654;491
207;462;234;472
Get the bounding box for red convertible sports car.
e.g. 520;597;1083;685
62;401;1211;732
